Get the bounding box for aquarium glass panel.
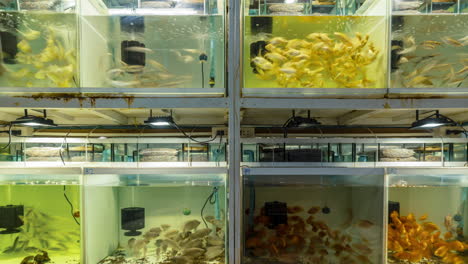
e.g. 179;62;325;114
84;170;227;264
0;0;78;89
379;143;425;162
22;142;91;163
80;0;225;95
242;144;258;162
243;0;388;95
0;142;23;161
387;169;468;264
0;171;81;264
137;143;182;162
242;169;384;263
446;143;467;162
390;0;468;88
285;144;326;162
356;143;377;162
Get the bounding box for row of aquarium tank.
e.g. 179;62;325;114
2;167;468;264
2;137;468;164
0;0;466;94
0;138;227;163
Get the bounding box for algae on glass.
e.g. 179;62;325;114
388;172;468;264
84;171;227;264
242;172;384;264
0;180;81;264
390;14;468;88
80;0;225;91
0;3;78;88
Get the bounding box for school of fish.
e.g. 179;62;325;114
388;211;468;264
392;35;468;88
4;25;77;88
251;32;380;88
245;205;377;264
99;216;225;264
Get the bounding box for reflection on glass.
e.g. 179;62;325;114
80;0;225;92
84;172;227;264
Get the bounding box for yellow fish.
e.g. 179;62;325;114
442;37;464;47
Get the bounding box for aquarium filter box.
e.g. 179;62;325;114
121;207;145;236
264;201;288;228
0;204;24;234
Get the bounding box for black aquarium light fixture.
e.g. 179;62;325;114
283;110;321;128
410;110;456;130
144;110;174;127
12;109;57;127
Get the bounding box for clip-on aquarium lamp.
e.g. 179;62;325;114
410;110;456;130
12;109;57;127
0;205;24;234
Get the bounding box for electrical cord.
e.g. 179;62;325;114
64;185;80;226
201;63;205;89
59;129;71;166
173;123;219;144
201;186;218;228
0;123;12;151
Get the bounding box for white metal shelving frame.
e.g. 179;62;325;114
0;0;468;263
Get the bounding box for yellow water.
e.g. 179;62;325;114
243;16;388;90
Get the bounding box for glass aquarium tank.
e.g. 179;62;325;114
0;0;78;89
242;167;385;264
387;168;468;264
83;167;227;264
379;143;443;162
79;0;226;96
390;0;468;89
243;0;388;96
0;168;81;264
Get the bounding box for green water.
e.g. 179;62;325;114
388;186;468;263
391;14;468;88
0;12;78;88
0;184;81;264
85;185;227;263
80;15;225;90
243;15;388;90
